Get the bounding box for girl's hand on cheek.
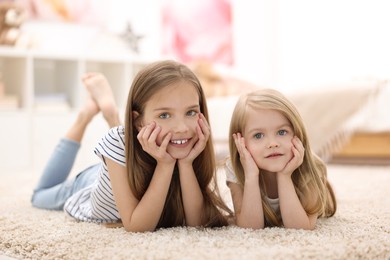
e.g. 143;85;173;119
278;136;305;177
137;121;175;164
180;113;210;164
233;133;259;179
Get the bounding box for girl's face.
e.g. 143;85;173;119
243;107;295;173
140;81;201;159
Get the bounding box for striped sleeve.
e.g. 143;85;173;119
94;125;126;167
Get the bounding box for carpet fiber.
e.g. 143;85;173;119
1;164;389;259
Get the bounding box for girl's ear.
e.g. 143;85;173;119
132;111;142;131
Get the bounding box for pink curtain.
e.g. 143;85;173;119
162;0;233;65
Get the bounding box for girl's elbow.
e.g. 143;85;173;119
237;223;264;230
236;217;264;229
122;220;156;232
186;222;202;228
284;222;316;230
185;217;203;228
300;224;316;231
123;225;156;233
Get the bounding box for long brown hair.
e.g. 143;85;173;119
124;60;231;228
229;89;336;227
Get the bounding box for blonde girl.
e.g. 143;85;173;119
32;60;231;232
226;88;336;230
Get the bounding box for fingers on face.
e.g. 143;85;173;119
291;136;305;164
137;122;159;146
137;114;211;150
148;125;161;146
196;125;206;142
233;133;245;155
198;113;211;136
160;132;172;150
292;136;304;151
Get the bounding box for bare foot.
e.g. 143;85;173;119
82;73;121;127
64;95;99;142
81;94;99;121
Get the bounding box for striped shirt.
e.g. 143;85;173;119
64;126;126;223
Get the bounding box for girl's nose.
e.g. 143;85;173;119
267;139;279;148
173;120;190;132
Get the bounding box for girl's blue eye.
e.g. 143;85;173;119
159;113;170;119
187;110;197;117
254;133;264;139
278;130;287;136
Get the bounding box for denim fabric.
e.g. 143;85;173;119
31;138;98;210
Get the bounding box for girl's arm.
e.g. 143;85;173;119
228;177;264;229
177;114;210;226
277;136;317;230
277;174;317;230
107;157;175;232
231;133;264;229
108;122;177;232
177;161;204;226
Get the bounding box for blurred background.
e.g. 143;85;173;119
1;0;389;172
3;0;390;87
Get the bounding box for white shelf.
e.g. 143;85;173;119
0;47;151;171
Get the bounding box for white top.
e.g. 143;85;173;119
64;126;126;223
224;158;280;212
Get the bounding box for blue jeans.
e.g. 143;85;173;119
31;138;98;210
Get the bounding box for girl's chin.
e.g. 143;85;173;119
258;163;287;173
167;149;191;160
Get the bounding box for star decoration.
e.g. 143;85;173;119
121;22;143;53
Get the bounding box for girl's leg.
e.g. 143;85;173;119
32;73;121;210
82;72;122;127
31;163;100;210
33;138;80;193
31;96;99;209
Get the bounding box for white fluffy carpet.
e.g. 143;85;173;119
1;164;389;259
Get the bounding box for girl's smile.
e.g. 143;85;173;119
141;81;201;159
170;138;191;145
227;88;336;230
243;107;294;173
265;152;284;158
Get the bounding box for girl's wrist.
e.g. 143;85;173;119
276;172;292;182
155;161;176;173
244;173;259;184
177;160;193;170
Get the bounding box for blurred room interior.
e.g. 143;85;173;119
0;0;389;173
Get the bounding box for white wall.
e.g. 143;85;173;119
108;1;390;91
232;0;390;91
231;0;390;131
106;0;163;59
279;1;390;90
231;0;280;88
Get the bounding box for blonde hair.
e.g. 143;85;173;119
124;60;231;228
229;88;336;226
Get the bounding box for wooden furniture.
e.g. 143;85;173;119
330;131;390;165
